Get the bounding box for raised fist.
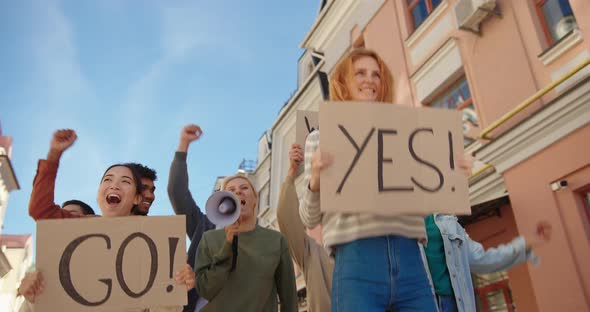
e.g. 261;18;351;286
50;129;77;153
288;144;303;176
181;124;203;144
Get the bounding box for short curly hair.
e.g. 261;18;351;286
126;163;157;181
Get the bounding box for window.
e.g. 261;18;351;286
473;272;515;312
429;77;480;146
535;0;578;45
407;0;442;31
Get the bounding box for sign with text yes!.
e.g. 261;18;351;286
319;101;471;216
36;216;187;312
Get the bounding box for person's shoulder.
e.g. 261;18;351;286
254;227;292;253
435;214;467;237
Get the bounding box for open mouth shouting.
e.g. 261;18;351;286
238;198;248;214
106;193;121;205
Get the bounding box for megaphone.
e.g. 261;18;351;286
205;191;241;227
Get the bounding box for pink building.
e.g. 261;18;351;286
263;0;588;310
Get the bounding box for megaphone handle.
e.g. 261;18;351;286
230;235;238;272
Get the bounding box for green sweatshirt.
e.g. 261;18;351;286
195;225;297;312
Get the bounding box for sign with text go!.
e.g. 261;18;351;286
319;101;471;216
36;216;187;312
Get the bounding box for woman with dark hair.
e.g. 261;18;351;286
21;129;194;311
28;130;143;220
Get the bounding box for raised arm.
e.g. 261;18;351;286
275;235;298;312
29;129;79;220
468;221;551;274
277;144;309;270
298;131;326;228
168;124;213;238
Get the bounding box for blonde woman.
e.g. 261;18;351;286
194;175;297;312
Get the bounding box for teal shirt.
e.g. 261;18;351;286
424;215;454;296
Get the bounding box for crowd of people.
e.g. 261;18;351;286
16;48;551;312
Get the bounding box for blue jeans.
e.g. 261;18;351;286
437;295;458;312
332;235;437;312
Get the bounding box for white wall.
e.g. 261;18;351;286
0;241;33;312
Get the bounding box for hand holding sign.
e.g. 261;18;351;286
319;101;471;216
174;264;196;291
18;271;45;303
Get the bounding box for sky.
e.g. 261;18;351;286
0;0;319;252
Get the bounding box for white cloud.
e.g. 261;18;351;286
29;1;96;108
159;2;252;62
160;3;231;60
24;0;106;183
161;7;204;59
118;2;226;157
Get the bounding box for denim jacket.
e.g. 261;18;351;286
427;214;537;312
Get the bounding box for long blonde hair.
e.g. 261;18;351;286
329;48;394;103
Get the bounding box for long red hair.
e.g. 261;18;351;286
329;48;394;103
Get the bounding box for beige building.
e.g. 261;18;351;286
0;235;33;312
250;0;589;311
0;127;20;239
0;125;31;312
0;125;22;276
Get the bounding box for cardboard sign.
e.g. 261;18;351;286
296;110;319;148
36;216;187;312
319;101;470;216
